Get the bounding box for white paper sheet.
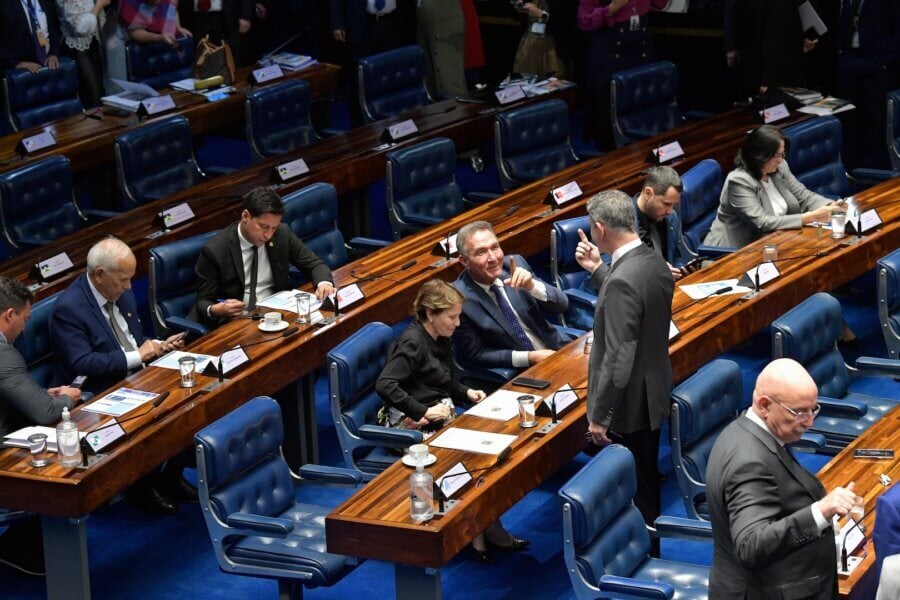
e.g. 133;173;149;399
466;389;536;422
82;388;159;417
428;428;517;456
679;279;750;299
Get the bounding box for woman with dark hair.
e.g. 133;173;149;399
704;125;842;248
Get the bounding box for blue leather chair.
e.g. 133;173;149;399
125;38;194;89
385;137;466;239
679;158;734;259
358;45;431;123
148;231;216;338
2;57;83;131
559;444;712;600
281;183;387;276
195;396;362;598
889;90;900;171
877;249;900;360
783;116;857;199
327;322;422;480
494;99;579;190
610;61;685;148
772;292;900;450
14;292;60;389
549;215;601;330
245;79;319;160
114;115;207;209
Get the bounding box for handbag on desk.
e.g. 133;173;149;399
193;36;236;85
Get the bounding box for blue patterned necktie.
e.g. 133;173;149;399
491;284;534;351
24;0;47;65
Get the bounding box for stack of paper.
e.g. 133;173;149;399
798;97;854;116
101;79;159;112
466;389;537;422
428;427;517;456
3;426;85;453
780;86;823;105
270;53;317;71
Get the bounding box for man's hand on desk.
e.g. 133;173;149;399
315;281;335;301
49;386;82;403
211;299;245;319
527;349;554;365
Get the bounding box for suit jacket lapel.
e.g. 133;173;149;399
464;273;521;344
79;275;118;348
228;224;245;290
739;417;824;500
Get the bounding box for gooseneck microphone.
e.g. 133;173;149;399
840;512;866;572
433;447;513;511
350;260;418;283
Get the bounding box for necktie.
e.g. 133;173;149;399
248;246;259;310
24;0;47;65
198;0;211;13
491;284;535;351
105;302;135;352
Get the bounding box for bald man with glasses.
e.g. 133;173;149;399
706;358;863;600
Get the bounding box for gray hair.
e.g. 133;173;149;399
86;237;133;274
586;190;636;234
0;276;33;312
643;166;683;195
456;220;495;258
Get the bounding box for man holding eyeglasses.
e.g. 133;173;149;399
706;358;863;600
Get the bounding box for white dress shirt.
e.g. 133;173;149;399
87;276;142;370
473;277;549;368
237;224;275;305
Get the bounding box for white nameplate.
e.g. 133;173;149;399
387;119;418;140
653;141;685;164
220;346;250;374
437;462;471;499
276;157;309;181
84;420;127;453
141;94;176;115
495;84;525;105
669;320;680;341
437;233;459;256
549;384;578;416
161;202;195;228
21;130;56;153
252;64;284;84
761;103;790;124
745;261;781;287
857;208;882;233
36;252;74;281
334;283;364;309
549;181;582;207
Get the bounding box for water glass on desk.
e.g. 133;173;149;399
517;395;537;428
178;355;196;388
294;293;310;324
762;245;778;263
28;433;49;468
831;210;847;239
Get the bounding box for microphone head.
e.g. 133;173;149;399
152;391;170;407
496;446;512;465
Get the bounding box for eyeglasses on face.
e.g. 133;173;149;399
770;151;787;159
769;395;820;420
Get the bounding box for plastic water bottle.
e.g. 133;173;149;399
56;407;81;467
409;464;434;523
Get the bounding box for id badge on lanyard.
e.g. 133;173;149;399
629;7;640;32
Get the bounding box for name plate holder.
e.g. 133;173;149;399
435;461;472;515
32;252;74;282
157;202;195;229
321;283;365;313
78;420;127;467
738;261;781;298
547;181;582;208
432;232;459;266
846;208;882;238
760;103;790;124
20;130;56;154
382;119;418;142
649;141;685;165
495;84;525;105
275;158;309;181
669;320;680;341
537;383;580;435
250;64;284;84
138;94;176;118
202;346;251;391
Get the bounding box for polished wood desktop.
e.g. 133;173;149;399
0;62;341;175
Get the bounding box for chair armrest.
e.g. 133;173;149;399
818;396;868;418
226;512;294;537
319;128;344;138
855;356;900;377
653;516;714;541
623;126;658;140
465;191;501;203
575;148;603;159
849;168;900;184
404;214;444;226
203;165;235;177
15;236;49;248
696;245;737;259
793;432;827;453
564;288;598;310
357;424;423;446
298;464;365;486
83;208;120;220
555;324;586;338
347;237;391;252
164;316;208;339
599;575;674;599
684;110;712;120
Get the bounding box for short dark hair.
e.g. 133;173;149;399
643;166;683;195
241;187;284;217
736;125;788;180
0;276;33;312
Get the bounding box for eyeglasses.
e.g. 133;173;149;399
769;396;820;420
770;151;787;159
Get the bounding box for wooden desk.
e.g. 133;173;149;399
0;63;341;175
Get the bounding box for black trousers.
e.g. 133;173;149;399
62;38;104;108
618;427;661;555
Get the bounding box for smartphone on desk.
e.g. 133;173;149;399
512;376;551;390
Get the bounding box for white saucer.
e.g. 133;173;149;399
401;453;437;468
258;320;289;332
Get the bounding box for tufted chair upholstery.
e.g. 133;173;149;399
3;58;83;131
878;249;900;360
550;215;604;330
0;156;89;251
328;322;422;480
494;99;579;191
889;90;900;171
358;45;431;123
125;38;194;89
14;293;60;389
114;115;206;209
385;137;466;239
783;116;853;199
679;158;726;257
610;61;684;148
148;230;216;338
559;444;711;600
772;292;899;449
245;80;319;160
195;396;360;596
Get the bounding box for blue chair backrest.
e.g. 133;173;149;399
771;292;849;398
358;45;430;123
125;38;194;89
783;116;849;198
877;249;900;359
610;61;683;147
551;216;592;290
888;90;900;171
3;57;83;131
558;445;651;586
679;159;723;254
245;79;318;159
327;322;395;437
0;155;86;250
494;99;578;190
14;292;60;389
149;230;218;336
115;114;205;209
282;183;349;271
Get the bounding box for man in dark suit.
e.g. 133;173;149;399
0;0;61;73
581;190;674;542
452;220;570;373
707;358;863;599
190;187;334;328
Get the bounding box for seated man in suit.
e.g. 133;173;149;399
49;237;187;514
0;0;62;73
453;220;571;373
190;187;335;328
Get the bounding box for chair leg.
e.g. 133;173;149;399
277;580;303;600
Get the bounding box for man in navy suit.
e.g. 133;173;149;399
452;221;571;374
0;0;62;73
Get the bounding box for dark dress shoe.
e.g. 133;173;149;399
126;486;179;516
163;477;199;503
468;545;495;564
487;536;530;552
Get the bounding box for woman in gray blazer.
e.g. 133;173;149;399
704;125;843;248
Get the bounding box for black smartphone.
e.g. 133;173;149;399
70;375;87;389
512;377;551;390
680;257;702;275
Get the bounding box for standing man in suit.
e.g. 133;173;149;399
580;190;674;545
453;220;571;374
190;187;334;328
0;0;62;72
707;358;863;599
